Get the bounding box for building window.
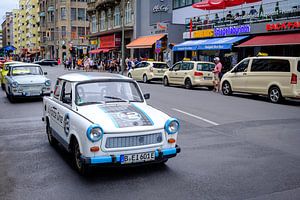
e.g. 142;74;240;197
100;11;106;30
71;8;77;21
61;7;66;20
125;2;132;24
71;26;77;39
91;15;97;33
107;8;112;29
78;27;85;37
114;6;120;27
173;0;201;9
78;8;85;21
61;26;66;38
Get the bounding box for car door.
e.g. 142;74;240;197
131;62;142;80
169;62;181;84
176;62;190;85
227;59;250;92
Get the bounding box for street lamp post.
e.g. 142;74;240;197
121;0;126;75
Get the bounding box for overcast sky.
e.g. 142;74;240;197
0;0;19;24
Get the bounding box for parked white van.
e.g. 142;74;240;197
221;56;300;103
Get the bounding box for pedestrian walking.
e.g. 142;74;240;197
212;57;223;92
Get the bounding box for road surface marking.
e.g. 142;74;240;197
172;108;219;126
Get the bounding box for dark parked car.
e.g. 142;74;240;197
34;59;58;66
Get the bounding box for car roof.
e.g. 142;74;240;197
180;61;215;64
59;72;131;82
4;61;23;65
248;56;300;60
142;61;166;64
9;63;41;67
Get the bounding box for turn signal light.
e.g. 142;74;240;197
90;146;100;152
168;138;176;144
194;71;203;76
291;73;297;84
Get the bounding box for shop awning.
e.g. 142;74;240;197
173;36;248;51
89;48;112;54
237;33;300;47
126;34;166;49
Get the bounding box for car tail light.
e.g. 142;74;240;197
150;67;154;72
194;71;203;76
291;73;297;84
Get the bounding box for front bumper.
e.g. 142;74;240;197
81;145;181;166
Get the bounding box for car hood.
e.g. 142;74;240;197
12;75;48;84
77;103;170;133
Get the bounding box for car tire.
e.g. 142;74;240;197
1;83;5;90
6;88;15;103
222;81;232;96
46;120;58;146
143;74;148;83
185;78;192;89
72;139;89;175
163;77;169;86
128;73;132;78
268;86;282;103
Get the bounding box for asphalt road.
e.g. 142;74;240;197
1;65;300;200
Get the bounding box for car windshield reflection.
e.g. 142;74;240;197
11;66;43;76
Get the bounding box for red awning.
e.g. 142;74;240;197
192;0;262;10
237;33;300;47
89;48;113;54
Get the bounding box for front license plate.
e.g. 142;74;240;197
25;92;40;96
120;151;155;164
204;77;212;80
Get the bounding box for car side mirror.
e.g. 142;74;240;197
44;72;48;75
169;68;173;71
143;93;150;100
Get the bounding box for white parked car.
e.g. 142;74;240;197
4;63;51;102
43;73;180;174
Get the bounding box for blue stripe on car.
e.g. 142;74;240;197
131;104;154;125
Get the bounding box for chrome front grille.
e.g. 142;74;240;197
105;132;163;149
19;84;44;92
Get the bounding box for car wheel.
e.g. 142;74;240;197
268;86;282;103
143;74;148;83
185;78;192;89
222;81;232;96
46;120;58;146
72;140;89;175
7;88;15;103
1;83;5;90
163;77;169;86
128;73;132;78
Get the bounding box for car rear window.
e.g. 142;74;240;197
251;59;290;72
197;63;214;71
153;63;168;69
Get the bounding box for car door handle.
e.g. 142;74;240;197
52;107;57;110
243;73;247;75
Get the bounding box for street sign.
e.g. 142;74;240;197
155;40;162;53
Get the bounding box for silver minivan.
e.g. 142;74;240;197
221;56;300;103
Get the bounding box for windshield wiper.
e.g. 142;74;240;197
104;96;129;103
77;101;105;106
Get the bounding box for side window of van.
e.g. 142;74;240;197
251;59;290;72
197;63;214;71
234;60;249;72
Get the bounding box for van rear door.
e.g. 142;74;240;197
195;62;214;83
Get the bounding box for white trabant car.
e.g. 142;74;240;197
4;63;51;102
127;61;169;83
43;73;180;174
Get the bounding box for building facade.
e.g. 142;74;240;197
87;0;135;60
1;12;14;47
25;0;40;55
13;9;19;51
39;0;90;60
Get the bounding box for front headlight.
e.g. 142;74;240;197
86;124;104;142
11;82;19;88
164;118;180;135
45;80;51;86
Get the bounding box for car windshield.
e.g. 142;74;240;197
75;81;144;106
11;66;43;76
197;63;215;71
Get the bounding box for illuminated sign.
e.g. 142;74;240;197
193;29;214;38
214;25;251;37
266;21;300;31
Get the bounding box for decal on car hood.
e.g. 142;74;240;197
99;104;154;128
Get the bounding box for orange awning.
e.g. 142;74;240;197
126;34;166;49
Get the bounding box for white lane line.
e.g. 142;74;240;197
172;108;219;126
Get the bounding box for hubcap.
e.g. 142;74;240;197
164;78;168;85
143;76;147;82
223;84;229;94
270;89;279;102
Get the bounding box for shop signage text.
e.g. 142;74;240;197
266;21;300;31
214;25;251;37
153;4;169;13
193;29;214;38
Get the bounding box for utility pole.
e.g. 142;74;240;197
121;0;126;75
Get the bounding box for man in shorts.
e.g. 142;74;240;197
213;57;222;92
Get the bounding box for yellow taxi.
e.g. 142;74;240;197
1;61;23;90
127;61;169;83
163;60;215;89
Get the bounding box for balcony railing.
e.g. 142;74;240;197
95;0;117;8
87;1;96;13
185;0;300;32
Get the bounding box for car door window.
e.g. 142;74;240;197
197;63;214;71
234;60;249;72
53;79;63;100
172;63;181;71
61;81;72;105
